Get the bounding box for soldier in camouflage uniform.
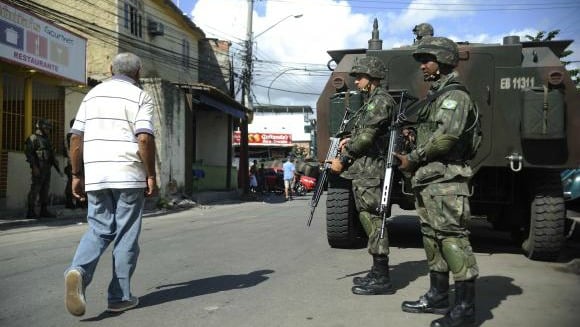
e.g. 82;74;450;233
413;23;434;44
329;56;397;295
394;37;479;327
24;119;62;218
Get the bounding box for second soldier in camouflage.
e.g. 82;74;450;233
329;56;397;295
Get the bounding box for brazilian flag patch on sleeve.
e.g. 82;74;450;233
441;99;458;110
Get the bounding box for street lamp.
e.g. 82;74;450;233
254;14;303;39
267;67;306;103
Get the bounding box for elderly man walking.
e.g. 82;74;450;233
64;52;156;316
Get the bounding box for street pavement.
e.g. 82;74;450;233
0;192;579;327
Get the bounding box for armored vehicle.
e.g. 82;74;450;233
317;21;579;261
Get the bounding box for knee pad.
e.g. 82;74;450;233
441;237;478;279
358;211;374;237
424;236;447;271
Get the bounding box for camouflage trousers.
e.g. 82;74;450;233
352;178;389;256
28;165;51;210
414;181;479;281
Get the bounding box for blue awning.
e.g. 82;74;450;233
199;93;245;119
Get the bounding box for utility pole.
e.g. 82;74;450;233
239;0;253;194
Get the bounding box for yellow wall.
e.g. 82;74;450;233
33;0;203;83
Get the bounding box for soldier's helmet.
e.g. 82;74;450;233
413;36;459;67
413;23;434;40
349;56;386;80
36;119;53;131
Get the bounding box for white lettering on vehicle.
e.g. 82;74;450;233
500;77;535;90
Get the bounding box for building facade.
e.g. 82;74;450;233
244;105;316;160
0;0;245;210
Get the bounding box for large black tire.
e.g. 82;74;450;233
326;183;366;248
522;175;566;261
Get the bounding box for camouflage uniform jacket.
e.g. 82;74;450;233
24;129;57;169
407;72;474;193
341;86;395;180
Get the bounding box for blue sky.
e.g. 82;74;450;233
172;0;580;108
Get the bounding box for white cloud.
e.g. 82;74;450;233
189;0;579;107
384;0;475;35
191;0;375;107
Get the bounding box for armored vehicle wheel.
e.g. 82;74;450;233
522;175;566;261
326;182;366;248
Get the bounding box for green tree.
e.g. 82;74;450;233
525;30;579;87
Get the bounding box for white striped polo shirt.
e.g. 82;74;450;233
70;75;154;192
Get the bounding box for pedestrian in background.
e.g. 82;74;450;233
24;118;62;218
394;37;479;327
282;156;295;200
328;56;396;295
257;162;265;193
249;159;258;193
64;52;156;316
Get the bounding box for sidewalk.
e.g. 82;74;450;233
0;190;241;230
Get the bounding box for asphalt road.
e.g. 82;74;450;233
0;193;579;327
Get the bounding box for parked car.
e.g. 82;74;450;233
562;169;580;202
263;168;284;194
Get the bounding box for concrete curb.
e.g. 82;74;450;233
0;190;241;230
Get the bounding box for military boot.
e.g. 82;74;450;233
352;255;378;286
431;279;476;327
39;206;56;218
402;271;449;314
351;255;395;295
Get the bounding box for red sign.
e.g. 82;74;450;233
233;131;292;145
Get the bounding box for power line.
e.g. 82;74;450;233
15;0;239;82
266;0;580;11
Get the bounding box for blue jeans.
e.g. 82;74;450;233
66;188;144;303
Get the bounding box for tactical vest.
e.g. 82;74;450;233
412;83;480;163
349;89;392;157
26;133;54;163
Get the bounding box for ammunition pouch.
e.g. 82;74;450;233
414;162;446;185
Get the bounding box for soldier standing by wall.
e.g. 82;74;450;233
328;56;396;295
24;119;62;218
394;37;479;327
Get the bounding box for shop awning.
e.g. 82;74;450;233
199;93;245;119
176;83;247;119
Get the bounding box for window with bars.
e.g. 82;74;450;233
124;0;143;38
1;74;65;155
182;39;190;68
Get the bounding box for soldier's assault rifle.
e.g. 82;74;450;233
306;96;353;227
379;90;416;238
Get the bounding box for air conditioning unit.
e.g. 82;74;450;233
148;20;164;36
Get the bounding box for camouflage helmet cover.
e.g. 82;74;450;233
413;36;459;67
36;118;53;130
349;56;386;80
413;23;434;38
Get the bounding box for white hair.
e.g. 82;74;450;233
111;52;142;77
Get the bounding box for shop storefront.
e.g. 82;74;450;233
0;2;87;209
